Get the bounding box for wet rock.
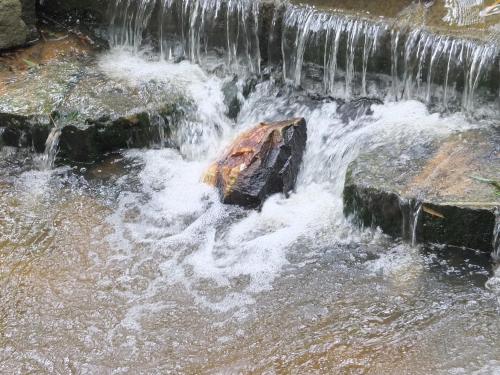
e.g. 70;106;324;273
204;118;307;207
222;76;258;120
344;128;499;252
0;30;179;164
222;77;241;120
0;113;51;152
0;0;29;49
57;110;174;163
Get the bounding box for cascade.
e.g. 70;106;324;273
281;5;387;98
109;0;261;73
280;3;498;111
107;0;499;112
397;27;499;112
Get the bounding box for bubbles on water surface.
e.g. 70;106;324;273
1;47;500;374
95;49;487;319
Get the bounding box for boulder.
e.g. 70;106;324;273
0;0;29;49
0;29;179;164
204;118;307;207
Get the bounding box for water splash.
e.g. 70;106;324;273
98;49;233;160
99;55;477;315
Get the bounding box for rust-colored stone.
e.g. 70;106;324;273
204;118;307;207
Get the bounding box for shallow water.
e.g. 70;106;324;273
1;49;499;374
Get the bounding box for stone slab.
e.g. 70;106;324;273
0;28;179;163
343;127;499;252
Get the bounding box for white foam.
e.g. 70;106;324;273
99;48;233;160
102;53;479;316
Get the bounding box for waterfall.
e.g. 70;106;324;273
399;28;499;112
109;0;261;74
493;209;500;261
279;3;498;111
109;0;157;52
107;0;499;112
411;202;423;247
281;5;387;97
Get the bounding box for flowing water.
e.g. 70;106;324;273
1;0;500;373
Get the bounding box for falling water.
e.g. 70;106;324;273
38;124;62;170
107;0;499;113
279;3;498;111
411;202;423;247
109;0;261;73
108;0;157;51
281;5;387;97
391;29;401;100
493;209;500;261
398;28;499;112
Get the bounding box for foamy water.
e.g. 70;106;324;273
98;49;483;314
1;48;499;374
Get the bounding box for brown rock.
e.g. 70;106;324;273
204;118;307;207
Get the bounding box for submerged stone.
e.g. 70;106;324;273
204;118;307;207
343;128;499;252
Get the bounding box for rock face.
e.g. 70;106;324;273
0;28;179;164
204;118;307;207
0;0;29;49
343;128;499;252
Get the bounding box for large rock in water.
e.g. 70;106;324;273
204;118;307;207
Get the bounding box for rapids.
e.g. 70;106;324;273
1;47;499;373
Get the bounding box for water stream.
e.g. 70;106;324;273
38;124;62;170
1;0;499;373
107;0;500;113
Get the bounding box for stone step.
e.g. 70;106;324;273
0;28;179;164
343;128;499;252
